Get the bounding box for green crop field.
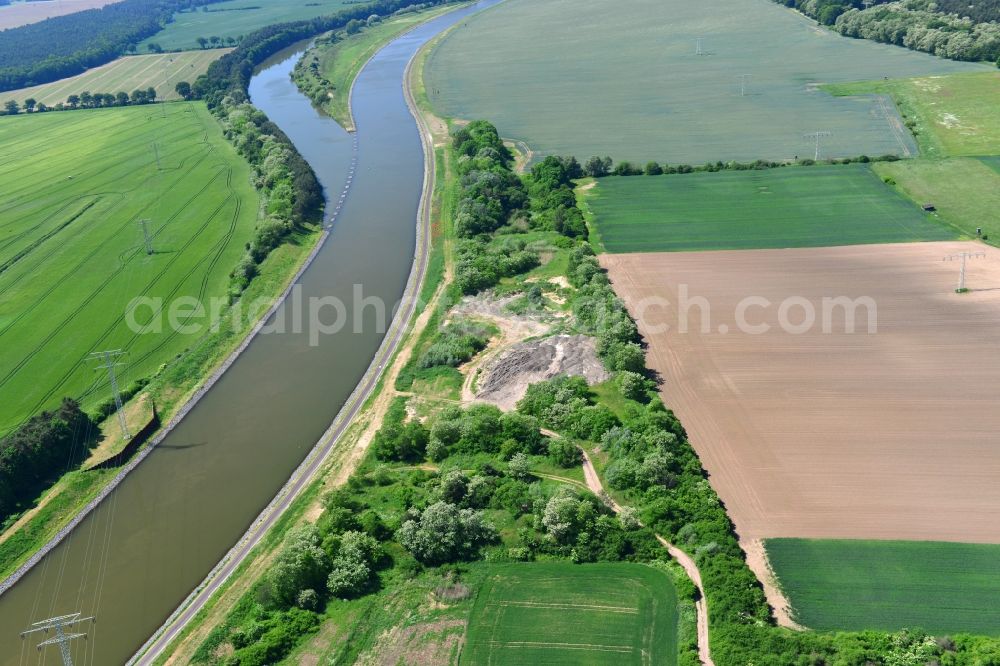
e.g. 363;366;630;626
0;102;259;435
461;562;678;665
582;164;958;253
874;157;1000;244
1;50;230;108
766;539;1000;635
424;0;984;164
825;71;1000;158
139;0;353;52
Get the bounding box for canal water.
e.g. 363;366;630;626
0;2;500;663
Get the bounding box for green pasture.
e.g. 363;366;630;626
824;71;1000;158
1;50;229;108
874;157;1000;244
424;0;984;164
582;164;957;253
462;562;678;665
0;102;259;434
767;538;1000;635
139;0;353;52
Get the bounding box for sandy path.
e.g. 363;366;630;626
741;539;805;630
545;428;714;666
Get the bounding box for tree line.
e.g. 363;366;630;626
1;87;157;116
0;0;227;93
778;0;1000;64
0;400;95;523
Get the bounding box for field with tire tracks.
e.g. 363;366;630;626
0;102;258;435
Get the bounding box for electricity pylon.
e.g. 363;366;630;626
737;74;751;97
20;613;95;666
804;131;832;160
944;251;986;292
139;219;154;255
90;350;131;439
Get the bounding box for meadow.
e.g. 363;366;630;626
423;0;983;164
0;102;258;435
824;71;1000;158
1;50;229;108
766;538;1000;635
582;165;957;253
874;158;1000;244
139;0;353;52
462;563;678;665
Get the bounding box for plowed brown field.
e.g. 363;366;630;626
602;241;1000;542
0;0;122;29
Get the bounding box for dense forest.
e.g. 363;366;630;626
0;0;224;92
779;0;1000;63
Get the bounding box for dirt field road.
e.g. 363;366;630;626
570;439;714;665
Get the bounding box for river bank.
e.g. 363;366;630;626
136;4;505;662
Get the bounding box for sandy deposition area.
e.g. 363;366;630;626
0;0;122;29
602;241;1000;543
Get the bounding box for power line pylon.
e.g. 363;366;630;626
804;131;832;160
138;218;154;255
944;251;986;292
90;350;131;439
20;613;95;666
737;73;751;97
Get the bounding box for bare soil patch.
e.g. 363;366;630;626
356;618;465;666
602;241;1000;543
0;0;122;29
475;334;610;411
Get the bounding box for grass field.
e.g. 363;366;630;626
139;0;353;52
462;563;678;665
582;165;958;253
766;538;1000;634
824;72;1000;158
424;0;983;164
874;158;1000;244
0;102;259;435
0;50;229;108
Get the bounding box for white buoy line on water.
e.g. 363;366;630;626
328;135;361;229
